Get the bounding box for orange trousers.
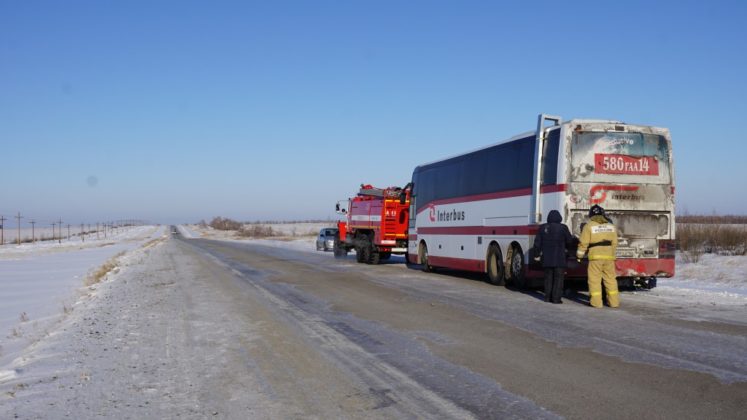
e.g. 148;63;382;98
587;260;620;308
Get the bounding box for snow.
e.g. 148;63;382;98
184;222;334;241
640;253;747;311
182;222;337;251
619;253;747;325
0;225;166;378
662;253;747;296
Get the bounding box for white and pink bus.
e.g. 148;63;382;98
407;114;675;289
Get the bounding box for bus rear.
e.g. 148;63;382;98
564;120;675;286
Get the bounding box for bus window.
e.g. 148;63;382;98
541;128;560;185
570;132;671;184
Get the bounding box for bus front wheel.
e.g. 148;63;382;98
486;244;505;286
419;242;432;272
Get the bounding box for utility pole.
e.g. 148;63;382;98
15;212;23;245
0;215;5;245
52;222;57;241
81;223;85;242
96;222;100;239
30;219;36;243
58;218;63;244
67;224;70;240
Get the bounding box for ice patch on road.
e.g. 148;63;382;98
0;370;16;382
176;224;199;238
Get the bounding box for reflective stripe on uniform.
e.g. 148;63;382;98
608;290;619;295
589;255;615;261
590;292;602;296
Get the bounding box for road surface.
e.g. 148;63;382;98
2;235;746;419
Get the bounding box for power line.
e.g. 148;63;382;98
16;212;23;245
0;215;6;245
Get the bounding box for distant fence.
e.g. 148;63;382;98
677;215;747;224
0;214;148;246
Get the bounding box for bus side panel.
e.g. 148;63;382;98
411;190;567;273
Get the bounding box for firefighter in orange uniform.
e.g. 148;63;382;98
576;205;620;308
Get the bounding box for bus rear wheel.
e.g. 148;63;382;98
486;244;505;286
508;245;527;289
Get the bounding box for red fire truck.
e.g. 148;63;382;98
334;184;411;264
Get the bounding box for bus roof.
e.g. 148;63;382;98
413;118;668;170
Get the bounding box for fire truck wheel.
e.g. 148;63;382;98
486;244;505;286
508;245;527;289
419;242;432;272
369;251;380;265
361;245;373;264
355;247;365;263
333;246;347;258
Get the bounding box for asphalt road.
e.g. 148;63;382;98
177;237;747;419
3;235;745;419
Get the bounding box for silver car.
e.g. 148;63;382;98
316;227;338;251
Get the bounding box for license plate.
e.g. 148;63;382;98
595;154;659;176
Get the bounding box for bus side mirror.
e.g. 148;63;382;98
399;182;412;205
335;203;340;211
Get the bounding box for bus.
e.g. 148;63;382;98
407;114;675;289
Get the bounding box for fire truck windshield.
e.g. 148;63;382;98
570;132;671;184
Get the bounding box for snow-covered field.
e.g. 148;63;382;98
637;253;747;325
182;222;336;251
0;225;114;244
0;225;166;378
182;222;336;242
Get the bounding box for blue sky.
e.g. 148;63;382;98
1;0;746;225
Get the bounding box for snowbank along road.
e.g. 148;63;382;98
1;230;746;419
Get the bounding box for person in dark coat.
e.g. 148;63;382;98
532;210;575;303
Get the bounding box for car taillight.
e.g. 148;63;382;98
659;240;676;258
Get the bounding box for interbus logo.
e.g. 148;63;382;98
427;204;466;222
428;204;436;222
437;209;466;222
590;185;640;204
